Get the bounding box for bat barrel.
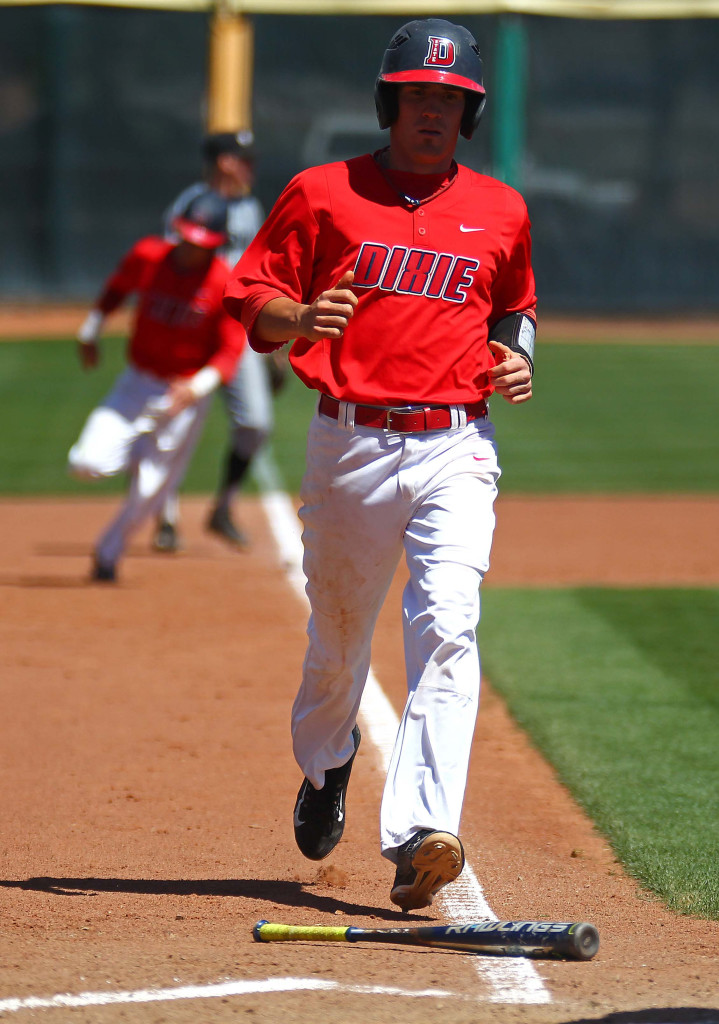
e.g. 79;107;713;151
408;921;600;960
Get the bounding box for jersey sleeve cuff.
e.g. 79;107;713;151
224;287;294;353
188;365;222;399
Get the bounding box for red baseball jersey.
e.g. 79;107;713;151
98;236;245;382
224;154;536;406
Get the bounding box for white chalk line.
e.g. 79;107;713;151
256;462;550;1007
0;977;471;1014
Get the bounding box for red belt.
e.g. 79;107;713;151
318;394;487;433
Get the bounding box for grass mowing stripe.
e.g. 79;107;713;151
490;343;719;492
2;338;719;494
479;587;719;919
577;589;719;709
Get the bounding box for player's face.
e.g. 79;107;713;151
172;240;215;271
389;83;465;173
217;154;254;197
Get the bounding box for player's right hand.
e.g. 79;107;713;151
77;340;99;370
76;310;104;368
299;271;357;342
162;378;197;417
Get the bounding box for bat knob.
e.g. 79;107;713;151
252;920;269;942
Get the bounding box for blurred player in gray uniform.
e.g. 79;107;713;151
154;130;284;552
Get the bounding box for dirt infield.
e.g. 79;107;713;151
1;493;718;1022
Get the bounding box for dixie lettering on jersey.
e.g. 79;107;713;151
144;288;214;329
353;242;479;303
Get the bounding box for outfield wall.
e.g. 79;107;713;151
1;9;718;311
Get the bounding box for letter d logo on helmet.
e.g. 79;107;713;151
375;18;486;140
425;36;456;69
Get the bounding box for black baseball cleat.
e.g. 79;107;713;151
206;506;249;548
90;557;117;583
293;725;361;860
390;829;465;912
152;520;181;553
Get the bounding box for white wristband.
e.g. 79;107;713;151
188;365;222;399
77;310;104;344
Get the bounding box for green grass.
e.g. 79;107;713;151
0;337;127;495
479;587;719;918
491;341;719;492
1;336;717;495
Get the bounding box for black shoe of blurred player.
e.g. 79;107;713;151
206;505;249;548
293;725;361;860
390;830;465;912
90;556;117;583
152;520;181;553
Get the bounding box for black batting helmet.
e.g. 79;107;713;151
375;19;486;140
202;129;255;164
172;189;229;250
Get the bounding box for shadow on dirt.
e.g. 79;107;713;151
562;1011;719;1024
0;876;428;923
33;541;221;560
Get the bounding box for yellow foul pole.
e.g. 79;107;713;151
207;2;254;132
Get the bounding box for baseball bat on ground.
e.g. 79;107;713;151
252;919;600;961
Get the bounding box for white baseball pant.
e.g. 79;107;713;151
68;365;212;566
292;403;500;860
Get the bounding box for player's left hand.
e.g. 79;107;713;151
487;340;533;404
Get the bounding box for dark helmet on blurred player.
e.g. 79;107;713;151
202;129;256;165
172;189;229;250
375;18;486;140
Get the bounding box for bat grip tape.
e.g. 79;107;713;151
253;921;350;943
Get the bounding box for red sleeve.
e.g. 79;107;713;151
95;238;153;314
205;310;247;384
488;191;537;329
223;174;320;352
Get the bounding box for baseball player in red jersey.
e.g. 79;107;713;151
224;19;536;911
154;131;280;554
69;191;246;582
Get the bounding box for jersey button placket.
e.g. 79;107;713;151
415;206;427;240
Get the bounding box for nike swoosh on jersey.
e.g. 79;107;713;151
459;225;485;232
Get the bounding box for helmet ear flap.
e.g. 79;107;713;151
461;93;486;140
374;80;398;131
